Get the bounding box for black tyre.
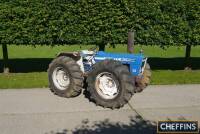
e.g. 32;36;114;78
86;60;135;109
48;56;83;97
135;63;151;93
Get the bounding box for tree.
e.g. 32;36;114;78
125;0;200;68
1;44;9;73
159;0;200;68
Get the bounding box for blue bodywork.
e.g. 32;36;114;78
93;51;145;76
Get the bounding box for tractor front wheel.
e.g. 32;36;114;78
86;60;135;109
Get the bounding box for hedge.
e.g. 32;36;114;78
0;0;199;47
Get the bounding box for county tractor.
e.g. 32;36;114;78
48;44;151;109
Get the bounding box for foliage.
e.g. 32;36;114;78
0;0;199;47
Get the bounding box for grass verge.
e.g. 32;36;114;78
2;45;200;58
0;70;200;89
151;70;200;85
0;73;48;89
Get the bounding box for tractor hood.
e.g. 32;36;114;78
95;51;144;63
95;51;146;76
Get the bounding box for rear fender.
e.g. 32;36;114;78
57;52;84;72
57;52;81;61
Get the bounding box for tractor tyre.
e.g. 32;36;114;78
135;63;151;93
48;56;83;97
86;60;135;109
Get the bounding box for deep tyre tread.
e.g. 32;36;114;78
48;56;83;98
135;63;151;93
86;60;135;109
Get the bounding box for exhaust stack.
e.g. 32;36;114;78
127;31;134;53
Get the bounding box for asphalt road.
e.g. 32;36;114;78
0;85;200;134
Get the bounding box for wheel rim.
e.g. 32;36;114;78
95;72;119;99
52;67;70;90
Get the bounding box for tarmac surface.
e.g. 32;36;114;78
0;85;200;134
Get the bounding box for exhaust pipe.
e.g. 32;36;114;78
127;31;134;53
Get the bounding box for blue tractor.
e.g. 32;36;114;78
48;46;151;109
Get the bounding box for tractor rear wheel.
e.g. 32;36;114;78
48;56;83;97
135;63;151;93
86;60;135;109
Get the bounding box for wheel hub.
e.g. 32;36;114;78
95;72;118;99
52;67;70;90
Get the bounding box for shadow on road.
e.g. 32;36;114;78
1;57;200;73
48;115;157;134
47;116;200;134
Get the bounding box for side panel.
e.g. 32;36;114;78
94;51;144;76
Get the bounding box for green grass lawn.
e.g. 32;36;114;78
152;70;200;84
0;45;200;89
0;73;48;89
